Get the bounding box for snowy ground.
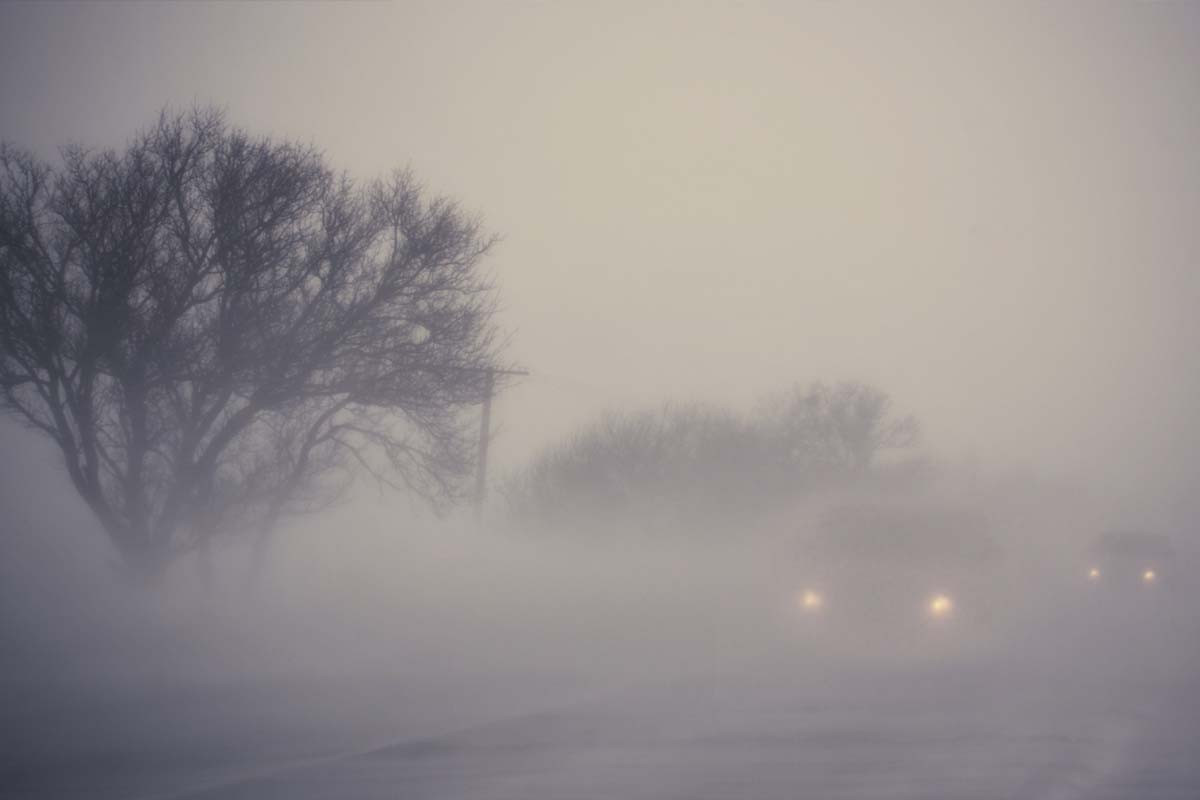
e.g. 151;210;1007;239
7;627;1199;800
168;655;1199;800
5;512;1199;800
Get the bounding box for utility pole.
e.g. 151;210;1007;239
473;367;528;520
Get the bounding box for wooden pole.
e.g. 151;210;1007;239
473;370;495;521
471;367;528;522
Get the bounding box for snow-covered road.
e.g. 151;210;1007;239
144;647;1200;800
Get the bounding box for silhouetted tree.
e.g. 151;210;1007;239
0;109;505;578
505;383;919;533
761;381;919;475
504;405;761;530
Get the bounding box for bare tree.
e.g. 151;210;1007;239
505;382;920;534
763;381;919;474
0;109;506;579
504;404;757;530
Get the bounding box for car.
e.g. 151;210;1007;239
788;501;1008;656
1083;529;1174;589
1059;529;1200;656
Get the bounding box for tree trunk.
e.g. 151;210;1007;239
245;517;280;596
121;544;172;587
195;539;215;596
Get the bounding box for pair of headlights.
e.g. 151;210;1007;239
797;589;954;618
1087;567;1156;582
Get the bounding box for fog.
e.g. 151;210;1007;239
3;2;1200;798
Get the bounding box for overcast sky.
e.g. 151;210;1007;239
2;0;1198;523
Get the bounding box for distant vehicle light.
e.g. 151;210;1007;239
1143;569;1157;583
1088;567;1101;580
928;593;953;618
798;589;824;611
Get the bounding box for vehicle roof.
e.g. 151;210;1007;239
1089;530;1175;560
804;502;1002;565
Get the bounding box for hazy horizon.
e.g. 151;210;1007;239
3;1;1199;527
3;4;1200;798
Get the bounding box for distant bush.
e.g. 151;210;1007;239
504;382;921;534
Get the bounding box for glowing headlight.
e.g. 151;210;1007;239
1088;567;1101;580
928;593;953;618
1143;569;1156;583
798;589;824;611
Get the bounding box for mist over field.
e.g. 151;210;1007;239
3;2;1200;799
